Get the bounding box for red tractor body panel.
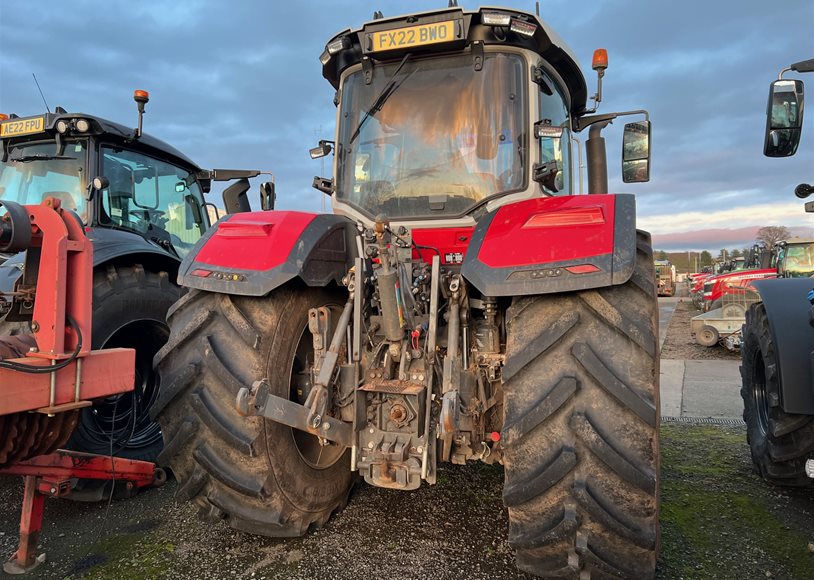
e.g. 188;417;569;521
178;211;355;296
704;269;776;308
181;195;636;298
462;194;636;296
411;227;475;265
477;196;615;267
194;211;317;271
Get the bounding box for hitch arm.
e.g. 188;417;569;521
236;379;353;448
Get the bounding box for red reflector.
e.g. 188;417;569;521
522;207;605;228
191;269;212;277
490;431;501;442
565;264;601;274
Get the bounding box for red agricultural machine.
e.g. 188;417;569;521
153;6;660;579
0;198;163;574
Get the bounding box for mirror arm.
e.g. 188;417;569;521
574;110;648;133
790;58;814;74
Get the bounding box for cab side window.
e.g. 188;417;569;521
99;147;207;258
538;70;572;195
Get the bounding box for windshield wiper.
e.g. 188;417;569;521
11;155;74;163
348;53;413;146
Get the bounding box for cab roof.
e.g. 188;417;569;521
320;5;589;116
1;111;200;170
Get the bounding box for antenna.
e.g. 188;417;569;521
536;1;540;16
32;74;51;113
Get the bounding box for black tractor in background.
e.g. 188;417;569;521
0;92;270;473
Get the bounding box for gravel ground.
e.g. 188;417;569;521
660;300;741;360
2;422;812;579
1;299;812;579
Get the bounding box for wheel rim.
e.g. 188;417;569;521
750;347;770;437
286;307;345;470
83;320;166;451
699;328;717;345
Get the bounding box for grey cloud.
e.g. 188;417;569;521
1;0;813;218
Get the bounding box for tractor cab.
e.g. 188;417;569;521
314;6;652;227
776;238;814;278
0;104;212;260
0;93;272;262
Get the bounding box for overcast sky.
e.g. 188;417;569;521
1;0;812;251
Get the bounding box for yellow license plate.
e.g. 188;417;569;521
370;20;456;52
0;116;45;138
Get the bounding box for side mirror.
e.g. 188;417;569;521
622;120;651;183
764;79;804;157
259;181;275;211
310;140;334;159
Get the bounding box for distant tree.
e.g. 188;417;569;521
731;248;742;258
700;251;712;266
717;249;728;261
756;225;791;248
656;250;668;260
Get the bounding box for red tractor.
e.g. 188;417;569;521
153;7;660;578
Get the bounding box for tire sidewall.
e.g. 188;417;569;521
741;309;770;466
69;266;180;460
261;289;354;514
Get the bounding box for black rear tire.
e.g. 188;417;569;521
152;286;355;536
741;302;814;487
501;230;660;579
0;264;177;464
67;264;179;463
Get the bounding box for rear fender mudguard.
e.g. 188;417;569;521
178;211;356;296
752;278;814;414
461;194;636;296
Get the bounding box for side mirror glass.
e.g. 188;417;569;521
764;79;804;157
259;181;276;211
622;120;651;183
310;140;334;159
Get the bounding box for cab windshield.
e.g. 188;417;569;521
783;243;814;277
337;52;526;219
0;141;87;221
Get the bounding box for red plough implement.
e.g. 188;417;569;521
0;198;162;574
